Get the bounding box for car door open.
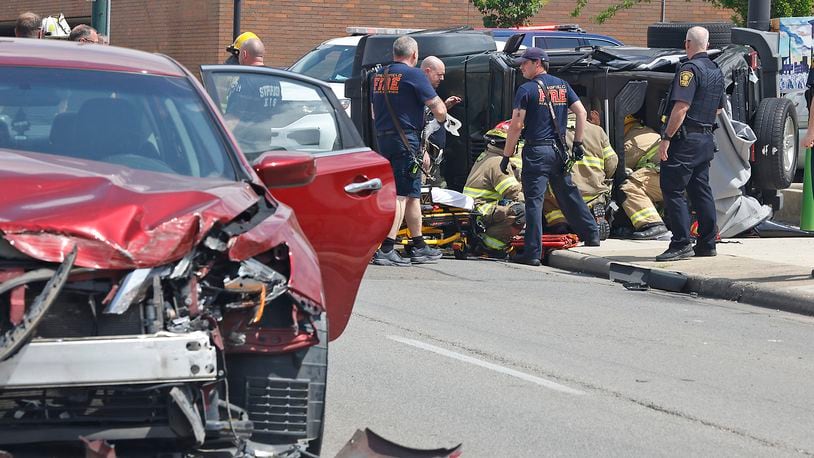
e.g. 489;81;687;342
201;65;395;339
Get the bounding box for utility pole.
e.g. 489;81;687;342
91;0;111;37
233;0;242;40
660;0;666;22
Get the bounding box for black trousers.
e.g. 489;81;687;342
522;144;597;260
660;132;717;251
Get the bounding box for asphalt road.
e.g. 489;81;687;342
321;259;814;457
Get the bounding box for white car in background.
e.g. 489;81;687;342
289;27;520;116
288;35;360;112
289;28;426;114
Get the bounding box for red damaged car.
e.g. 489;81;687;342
0;38;394;455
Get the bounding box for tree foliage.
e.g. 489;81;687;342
470;0;548;28
571;0;814;26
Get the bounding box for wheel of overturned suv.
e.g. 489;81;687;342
225;314;328;455
752;97;798;190
647;22;732;49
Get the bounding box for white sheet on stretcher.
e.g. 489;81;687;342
422;187;474;210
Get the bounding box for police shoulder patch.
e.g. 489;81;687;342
679;70;694;87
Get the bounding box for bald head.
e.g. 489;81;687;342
239;38;265;66
685;26;709;57
421;56;446;89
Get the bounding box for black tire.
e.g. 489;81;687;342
453;247;467;260
647;22;733;49
225;314;328;454
752;97;798;190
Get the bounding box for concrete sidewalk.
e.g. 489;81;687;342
546;238;814;315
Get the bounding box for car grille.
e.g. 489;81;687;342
244;377;315;441
0;385;168;428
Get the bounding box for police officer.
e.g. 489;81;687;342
503;47;599;266
656;26;725;262
370;36;448;266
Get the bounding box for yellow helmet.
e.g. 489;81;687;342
227;32;259;56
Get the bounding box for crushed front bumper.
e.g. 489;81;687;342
0;331;217;389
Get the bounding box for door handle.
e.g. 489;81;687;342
344;178;382;194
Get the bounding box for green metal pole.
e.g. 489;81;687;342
92;0;110;37
801;147;814;230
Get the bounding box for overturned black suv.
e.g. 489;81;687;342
346;22;797;212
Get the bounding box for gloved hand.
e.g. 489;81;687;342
500;155;510;175
509;202;526;227
572;141;586;162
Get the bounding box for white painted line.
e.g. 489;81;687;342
387;335;584;395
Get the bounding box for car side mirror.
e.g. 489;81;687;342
253;151;316;188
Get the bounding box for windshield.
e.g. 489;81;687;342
0;67;237;180
289;44;356;83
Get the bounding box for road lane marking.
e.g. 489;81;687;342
387;335;584;395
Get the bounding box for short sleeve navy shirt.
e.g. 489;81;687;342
514;73;578;143
671;54;725;111
372;62;438;132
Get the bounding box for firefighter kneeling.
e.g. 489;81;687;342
618;115;669;239
463;121;525;256
543;112;618;239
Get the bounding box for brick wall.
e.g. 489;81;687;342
537;0;734;46
236;0;485;68
4;0;88;20
1;0;734;72
111;0;229;78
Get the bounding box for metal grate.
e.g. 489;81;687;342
244;377;311;439
0;386;168;427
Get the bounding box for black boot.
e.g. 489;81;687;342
655;244;693;262
631;223;668;240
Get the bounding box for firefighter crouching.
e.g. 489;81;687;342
618;115;669;239
463;122;525;256
543;112;617;238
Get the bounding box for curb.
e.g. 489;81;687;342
546;249;814;316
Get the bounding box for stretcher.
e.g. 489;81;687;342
397;187;479;259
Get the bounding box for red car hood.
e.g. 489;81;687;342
1;150;269;269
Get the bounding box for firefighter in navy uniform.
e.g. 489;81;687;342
656;26;726;262
370;36;448;266
503;47;600;266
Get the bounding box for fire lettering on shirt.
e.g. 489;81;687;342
538;86;568;104
373;73;402;94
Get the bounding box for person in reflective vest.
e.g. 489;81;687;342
463;121;525;254
543;112;617;236
619;115;669;239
